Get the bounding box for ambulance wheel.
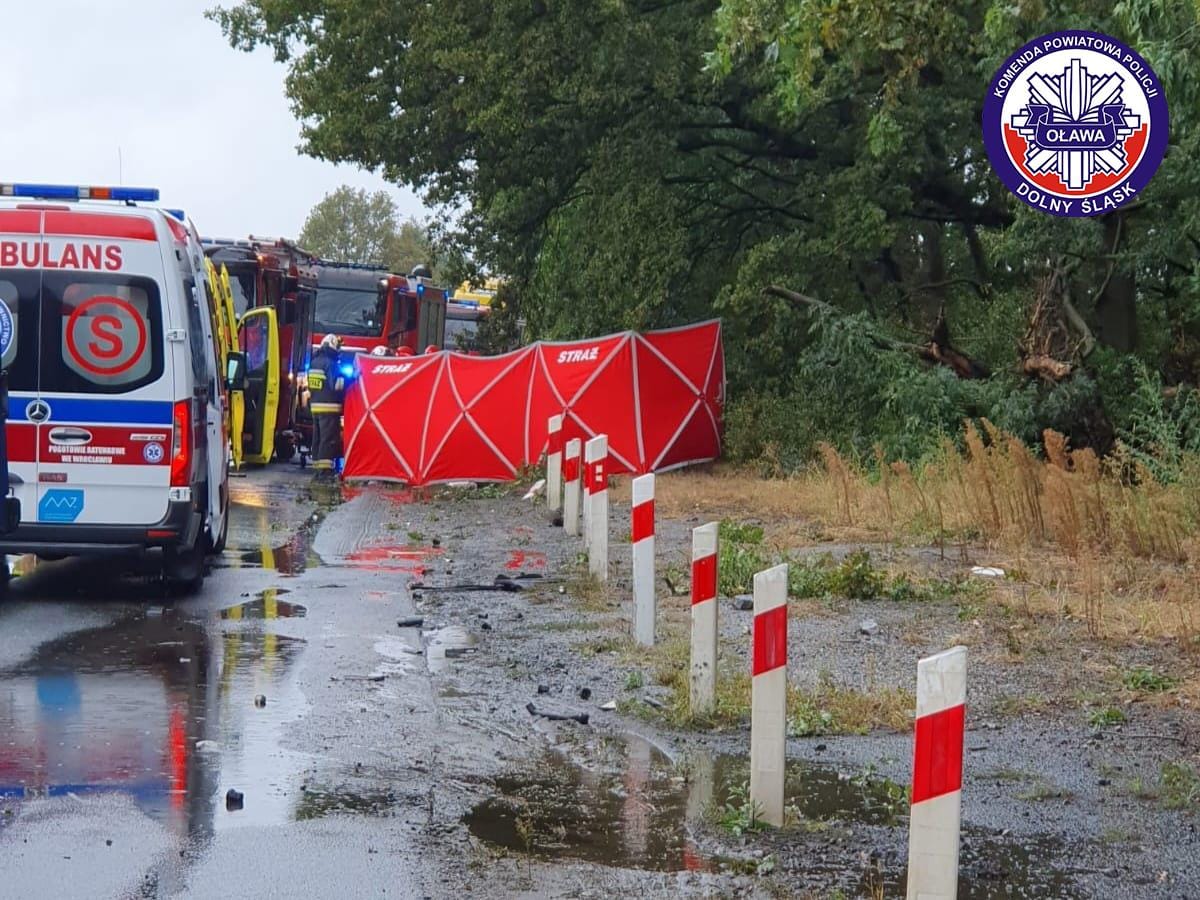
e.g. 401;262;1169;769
164;534;205;594
209;502;230;555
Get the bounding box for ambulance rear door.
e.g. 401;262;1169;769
34;210;174;527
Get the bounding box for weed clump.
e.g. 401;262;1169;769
1122;667;1176;694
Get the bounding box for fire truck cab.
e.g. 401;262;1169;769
311;262;448;357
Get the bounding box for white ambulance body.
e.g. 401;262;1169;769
0;184;230;589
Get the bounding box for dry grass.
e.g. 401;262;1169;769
624;635;912;734
613;422;1200;646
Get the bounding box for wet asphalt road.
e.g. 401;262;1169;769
0;467;442;899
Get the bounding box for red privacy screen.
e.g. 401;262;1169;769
343;320;724;485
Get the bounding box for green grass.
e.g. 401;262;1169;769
1088;706;1127;727
1122;666;1176;693
1017;781;1074;802
713;779;766;836
787;675;914;736
623;670;646;691
1161;762;1200;810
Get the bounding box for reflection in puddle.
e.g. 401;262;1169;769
221;591;307;620
465;735;1079;895
236;531;318;576
424;626;478;673
0;600;310;841
225;502;322;576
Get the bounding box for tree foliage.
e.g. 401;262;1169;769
213;0;1200;466
298;185;433;275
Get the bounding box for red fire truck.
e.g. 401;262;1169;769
311;262;448;356
203;238;318;462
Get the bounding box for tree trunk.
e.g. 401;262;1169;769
1094;214;1137;352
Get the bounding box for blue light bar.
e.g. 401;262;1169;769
0;183;160;202
165;209;186;222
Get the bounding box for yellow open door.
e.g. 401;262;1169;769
218;265;244;469
237;307;280;465
206;260;245;469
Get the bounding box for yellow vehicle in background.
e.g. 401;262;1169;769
206;259;245;469
451;279;498;307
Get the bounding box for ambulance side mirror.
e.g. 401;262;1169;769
225;352;247;392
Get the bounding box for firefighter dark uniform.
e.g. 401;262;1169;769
309;335;345;478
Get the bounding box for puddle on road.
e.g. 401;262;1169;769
221;591;307;620
235;530;319;577
0;598;313;840
424;626;479;673
465;735;1079;895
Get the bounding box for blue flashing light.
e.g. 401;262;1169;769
339;363;356;379
0;183;160;202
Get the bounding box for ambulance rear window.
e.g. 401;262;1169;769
0;274;36;392
42;273;164;394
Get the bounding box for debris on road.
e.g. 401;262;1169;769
537;684;550;694
254;694;267;708
859;619;879;636
525;702;589;725
331;674;387;682
731;594;754;611
410;580;524;593
522;479;546;500
600;700;617;711
578;687;592;700
397;617;424;628
225;789;244;811
971;566;1006;577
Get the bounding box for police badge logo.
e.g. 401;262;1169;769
983;31;1169;217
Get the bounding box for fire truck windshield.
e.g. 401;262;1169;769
313;287;382;337
445;315;480;350
228;270;256;318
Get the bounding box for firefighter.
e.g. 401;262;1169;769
309;333;346;481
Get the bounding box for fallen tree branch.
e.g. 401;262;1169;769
764;285;990;379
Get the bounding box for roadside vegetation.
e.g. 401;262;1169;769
620;421;1200;653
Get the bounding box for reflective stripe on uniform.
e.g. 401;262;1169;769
310;403;343;414
312;459;334;470
308;371;327;389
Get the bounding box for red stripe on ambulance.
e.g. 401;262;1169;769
0;210;41;235
43;211;156;242
40;426;169;466
7;423;36;463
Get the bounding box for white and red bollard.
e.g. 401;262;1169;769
631;473;655;646
584;435;608;580
563;438;582;536
689;522;719;715
906;645;967;900
751;563;788;827
546;414;563;512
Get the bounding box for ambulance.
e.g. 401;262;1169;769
0;183;235;590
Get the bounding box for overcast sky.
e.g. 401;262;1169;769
0;0;429;238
